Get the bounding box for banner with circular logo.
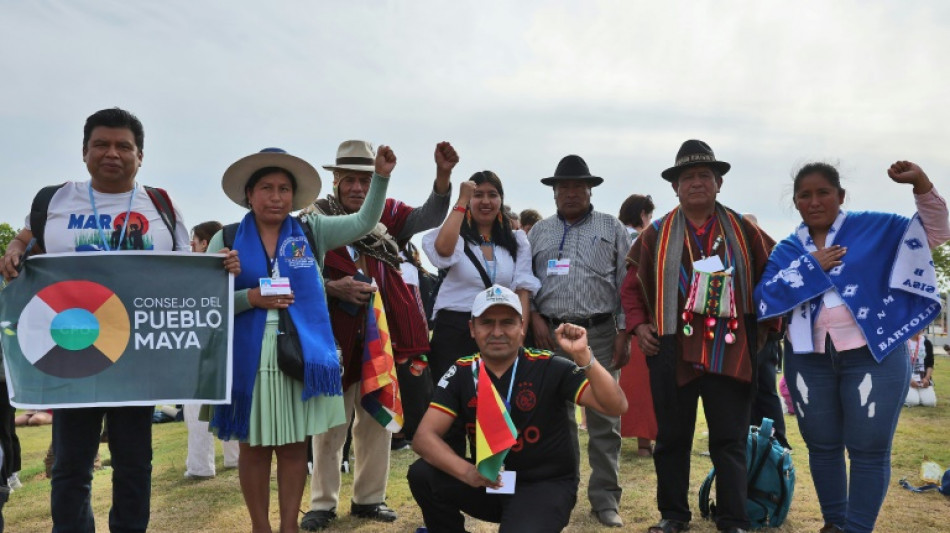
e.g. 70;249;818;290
0;252;233;408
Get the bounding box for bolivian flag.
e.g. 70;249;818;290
475;359;518;481
360;292;403;432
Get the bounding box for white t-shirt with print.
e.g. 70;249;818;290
24;181;189;254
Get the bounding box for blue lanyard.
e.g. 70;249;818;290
89;183;137;251
556;212;591;260
472;355;519;410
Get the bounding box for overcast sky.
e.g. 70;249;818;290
2;0;948;249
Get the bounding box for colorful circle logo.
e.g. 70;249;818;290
17;281;130;378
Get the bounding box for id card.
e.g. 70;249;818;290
486;470;516;494
546;258;571;276
260;276;292;296
692;255;725;273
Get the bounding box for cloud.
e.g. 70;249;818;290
1;0;948;245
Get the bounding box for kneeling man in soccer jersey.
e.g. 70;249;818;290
408;285;628;532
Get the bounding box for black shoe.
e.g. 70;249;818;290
390;437;411;451
351;501;397;522
300;509;337;531
647;518;690;533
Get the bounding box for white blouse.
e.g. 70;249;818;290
399;250;420;287
422;228;541;318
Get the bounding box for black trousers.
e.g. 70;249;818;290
427;310;479;388
0;381;19;481
750;339;789;448
395;360;432;441
408;459;577;533
652;372;751;530
0;380;17;532
51;406;152;533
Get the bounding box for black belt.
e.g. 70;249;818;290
544;313;613;329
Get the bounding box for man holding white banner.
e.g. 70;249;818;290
0;107;239;533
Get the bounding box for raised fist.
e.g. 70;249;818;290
375;145;397;177
435;141;459;173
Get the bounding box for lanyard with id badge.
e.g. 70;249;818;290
259;245;292;297
681;219;739;345
474;356;519;495
546;215;590;277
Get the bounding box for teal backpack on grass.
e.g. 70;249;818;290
698;417;795;528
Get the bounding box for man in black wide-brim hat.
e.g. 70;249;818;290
528;154;632;528
621;140;777;533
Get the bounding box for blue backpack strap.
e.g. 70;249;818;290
899;478;940;493
748;418;774;484
758;418;774;445
748;419;777;498
698;467;717;518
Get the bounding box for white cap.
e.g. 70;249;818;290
471;285;523;318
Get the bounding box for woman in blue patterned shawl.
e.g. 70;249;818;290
208;146;396;533
754;160;950;533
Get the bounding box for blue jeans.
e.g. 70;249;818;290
51;406;153;533
785;341;909;533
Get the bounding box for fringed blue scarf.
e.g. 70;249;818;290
211;212;342;440
755;211;941;362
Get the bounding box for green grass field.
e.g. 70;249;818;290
6;360;950;532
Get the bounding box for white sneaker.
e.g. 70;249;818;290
7;472;21;491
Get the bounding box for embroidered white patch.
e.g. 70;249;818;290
856;307;869;320
437;365;457;389
842;284;859;297
796;373;809;405
759;301;768;315
829;263;845;276
774;266;804;288
858;373;872;407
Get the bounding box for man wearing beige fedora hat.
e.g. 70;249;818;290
528;154;632;528
301;139;459;530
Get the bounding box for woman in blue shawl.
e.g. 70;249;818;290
208;146;395;533
754;161;949;533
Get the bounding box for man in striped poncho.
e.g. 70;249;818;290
621;140;776;533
